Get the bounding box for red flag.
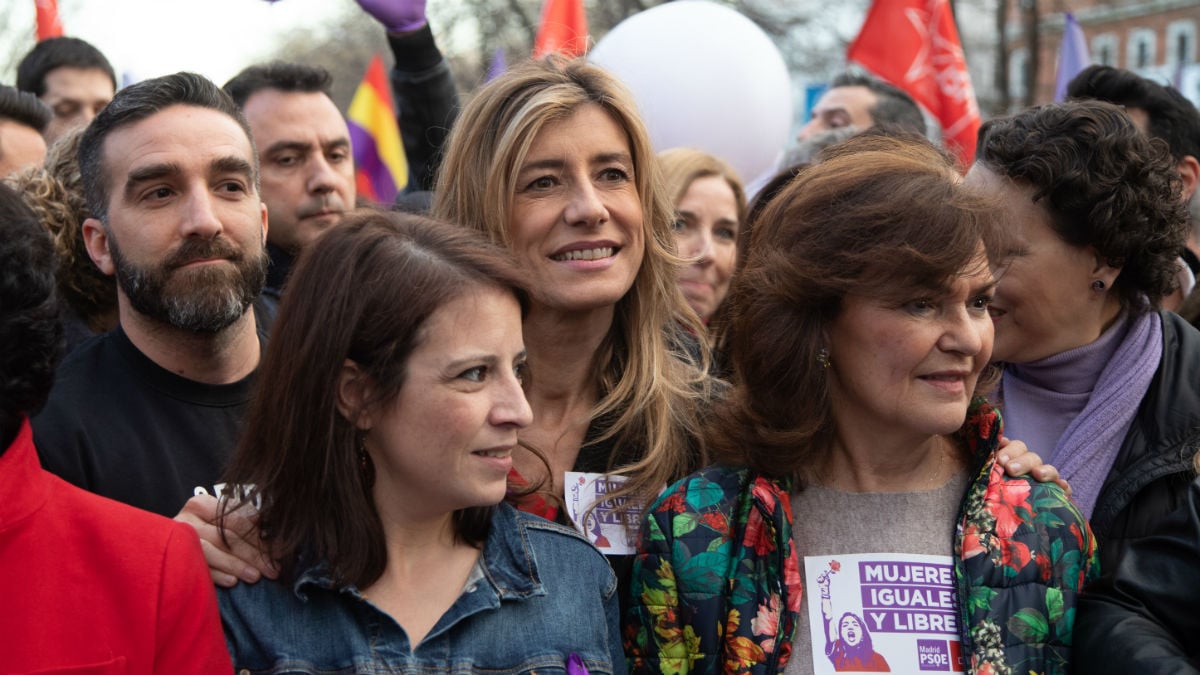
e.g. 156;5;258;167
847;0;980;166
35;0;64;41
533;0;588;58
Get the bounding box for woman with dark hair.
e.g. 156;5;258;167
968;99;1200;571
817;571;889;672
216;210;624;673
626;135;1096;675
824;612;887;673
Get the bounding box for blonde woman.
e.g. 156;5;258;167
432;56;712;524
658;148;746;325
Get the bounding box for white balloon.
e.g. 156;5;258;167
590;0;793;187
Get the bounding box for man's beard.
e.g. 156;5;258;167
109;234;267;334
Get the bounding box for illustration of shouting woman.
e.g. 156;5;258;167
819;563;890;672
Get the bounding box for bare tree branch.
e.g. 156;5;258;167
1021;0;1040;107
995;0;1011;113
505;0;538;37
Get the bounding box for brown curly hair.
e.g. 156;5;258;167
975;100;1189;311
4;127;116;334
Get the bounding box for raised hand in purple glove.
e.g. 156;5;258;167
355;0;427;34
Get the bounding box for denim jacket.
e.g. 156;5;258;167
219;503;626;674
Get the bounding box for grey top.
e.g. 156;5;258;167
783;470;970;675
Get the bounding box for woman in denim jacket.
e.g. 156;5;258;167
625;135;1098;675
217;211;625;674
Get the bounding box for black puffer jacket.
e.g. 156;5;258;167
1074;476;1200;674
1091;311;1200;572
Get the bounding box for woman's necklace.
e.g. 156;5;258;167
925;439;948;489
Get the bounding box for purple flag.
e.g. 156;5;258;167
1054;13;1090;102
486;47;507;82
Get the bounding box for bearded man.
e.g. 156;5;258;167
33;72;270;517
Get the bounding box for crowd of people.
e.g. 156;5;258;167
3;1;1200;674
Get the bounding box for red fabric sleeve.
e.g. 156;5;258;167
154;523;234;675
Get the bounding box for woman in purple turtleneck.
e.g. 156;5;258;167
966;99;1200;572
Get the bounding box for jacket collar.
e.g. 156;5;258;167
0;420;52;532
477;503;542;599
292;503;543;600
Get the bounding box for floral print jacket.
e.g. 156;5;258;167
624;401;1099;675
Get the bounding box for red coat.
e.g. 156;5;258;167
0;420;232;674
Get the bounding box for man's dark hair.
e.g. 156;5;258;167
223;62;333;108
1067;65;1200;162
16;36;117;98
0;84;52;133
78;71;258;221
830;72;926;136
0;182;63;450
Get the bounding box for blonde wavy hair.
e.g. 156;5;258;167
433;55;712;509
5;127;116;334
657;147;747;232
659;148;748;337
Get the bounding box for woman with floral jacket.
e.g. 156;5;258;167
625;135;1098;675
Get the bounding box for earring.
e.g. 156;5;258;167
817;347;831;369
357;441;369;471
357;434;375;487
1091;279;1106;292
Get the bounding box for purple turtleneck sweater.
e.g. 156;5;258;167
1001;312;1132;461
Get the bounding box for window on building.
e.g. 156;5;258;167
1009;48;1028;100
1167;20;1197;66
1128;28;1157;70
1093;33;1118;66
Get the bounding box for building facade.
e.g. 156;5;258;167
1005;0;1200;106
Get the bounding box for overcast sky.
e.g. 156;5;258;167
5;0;348;85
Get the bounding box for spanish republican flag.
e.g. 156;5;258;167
348;55;407;204
533;0;588;58
35;0;64;41
847;0;981;166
